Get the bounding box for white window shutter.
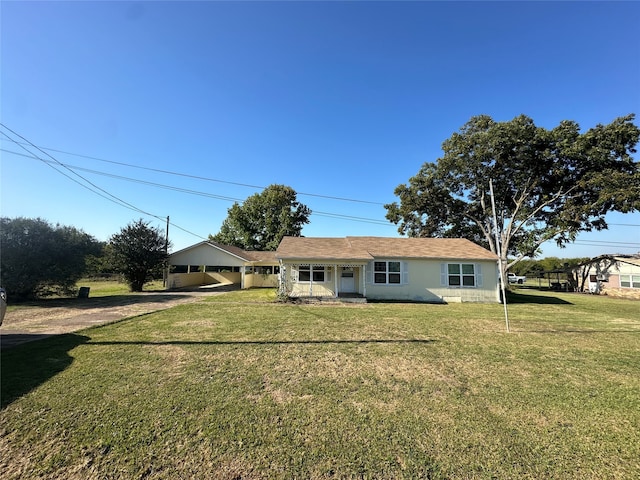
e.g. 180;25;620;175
366;261;373;284
402;262;409;284
440;263;447;286
292;266;299;283
475;263;483;287
326;268;332;283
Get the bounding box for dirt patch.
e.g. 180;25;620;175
0;287;235;349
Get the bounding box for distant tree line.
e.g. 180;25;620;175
0;217;168;300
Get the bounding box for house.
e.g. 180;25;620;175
275;236;500;303
167;241;280;289
585;255;640;299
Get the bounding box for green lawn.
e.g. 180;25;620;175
1;290;639;479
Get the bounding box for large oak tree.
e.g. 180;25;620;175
385;114;640;276
210;184;311;251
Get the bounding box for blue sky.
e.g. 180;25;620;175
1;1;639;258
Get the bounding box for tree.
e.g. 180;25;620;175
84;242;116;278
109;219;169;292
0;217;101;299
210;184;311;250
385;114;640;278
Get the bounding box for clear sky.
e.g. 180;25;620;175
1;1;639;258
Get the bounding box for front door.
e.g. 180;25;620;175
340;268;356;293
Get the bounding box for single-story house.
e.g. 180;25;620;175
275;236;500;303
585;255;640;298
167;241;279;289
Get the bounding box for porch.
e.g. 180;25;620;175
280;262;368;299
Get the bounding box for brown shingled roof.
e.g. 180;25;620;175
276;236;497;261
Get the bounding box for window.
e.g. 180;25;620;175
620;275;640;288
255;266;280;275
374;261;402;284
298;265;326;282
205;266;240;273
446;263;477;287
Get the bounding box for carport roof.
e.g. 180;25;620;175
170;241;278;263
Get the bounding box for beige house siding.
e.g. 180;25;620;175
280;259;499;303
365;259;499;303
170;243;246;268
245;273;279;288
168;271;241;289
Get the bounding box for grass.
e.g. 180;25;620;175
74;278;166;297
1;289;639;479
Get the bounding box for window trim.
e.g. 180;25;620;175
442;263;481;289
297;264;328;283
620;274;640;289
373;260;405;285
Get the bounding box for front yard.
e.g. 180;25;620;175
1;289;639;479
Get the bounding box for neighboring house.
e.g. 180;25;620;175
276;236;499;303
585;255;640;298
167;241;279;289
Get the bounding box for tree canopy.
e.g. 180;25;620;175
210;184;311;251
385;114;640;273
109;219;169;292
0;217;102;299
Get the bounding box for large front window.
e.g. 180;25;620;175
620;275;640;288
374;261;401;284
299;265;326;282
448;263;476;287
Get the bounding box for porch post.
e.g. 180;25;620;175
334;264;338;298
362;263;366;298
241;265;245;289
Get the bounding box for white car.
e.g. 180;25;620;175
507;273;527;284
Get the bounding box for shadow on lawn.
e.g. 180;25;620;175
86;339;435;346
507;292;573;305
10;293;194;310
1;333;89;409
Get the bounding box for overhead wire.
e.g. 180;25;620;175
0;131;160;221
0;127;210;241
1;147;396;227
0;139;385;205
2;130;637;246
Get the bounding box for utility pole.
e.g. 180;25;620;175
490;179;510;333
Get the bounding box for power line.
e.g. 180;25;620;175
0;125;162;220
0;139;386;206
571;239;640;246
0;126;210;242
2;148;396;227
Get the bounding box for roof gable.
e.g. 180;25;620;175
170;241;279;264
